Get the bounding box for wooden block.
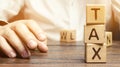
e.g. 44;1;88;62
105;32;112;47
85;43;106;63
60;30;76;42
86;4;105;25
84;25;105;43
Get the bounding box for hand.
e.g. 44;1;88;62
0;20;48;58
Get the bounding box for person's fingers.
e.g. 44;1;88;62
25;20;47;41
25;20;48;52
13;23;37;49
11;20;48;53
0;36;16;58
3;28;31;58
37;40;48;53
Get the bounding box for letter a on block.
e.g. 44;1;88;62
84;25;105;43
89;28;99;40
86;4;105;25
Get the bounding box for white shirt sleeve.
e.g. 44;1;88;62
24;0;114;41
24;0;86;41
0;0;24;23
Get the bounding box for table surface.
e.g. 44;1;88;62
0;41;120;67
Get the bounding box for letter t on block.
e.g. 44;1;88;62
86;4;106;25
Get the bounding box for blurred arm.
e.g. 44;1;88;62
0;0;24;24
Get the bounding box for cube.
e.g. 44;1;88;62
86;4;106;25
60;30;76;42
85;43;106;63
84;25;105;43
105;32;112;47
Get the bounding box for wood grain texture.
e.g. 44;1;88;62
0;41;120;67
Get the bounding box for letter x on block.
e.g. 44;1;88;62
92;47;101;60
85;43;106;63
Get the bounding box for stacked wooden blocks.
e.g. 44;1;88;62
60;30;76;42
85;4;107;63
